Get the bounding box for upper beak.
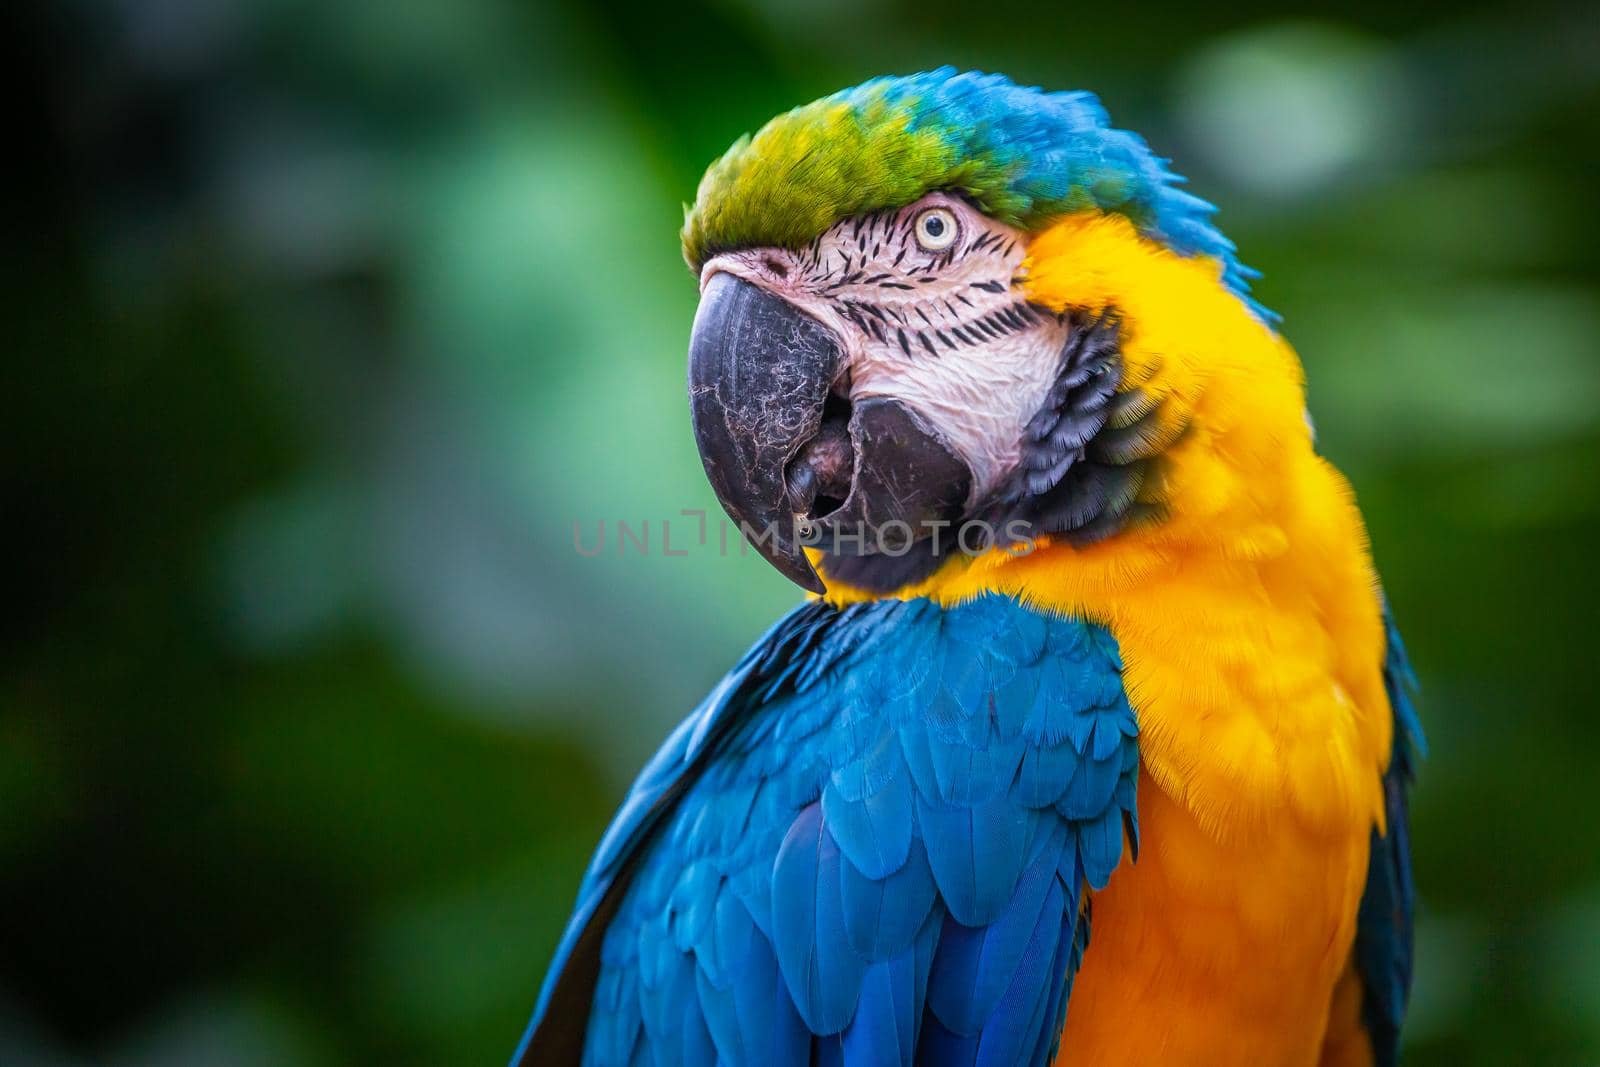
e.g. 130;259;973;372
688;273;838;593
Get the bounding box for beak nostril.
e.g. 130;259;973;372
822;386;851;424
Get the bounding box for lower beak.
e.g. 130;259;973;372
688;273;838;593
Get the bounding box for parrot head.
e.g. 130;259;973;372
683;69;1290;595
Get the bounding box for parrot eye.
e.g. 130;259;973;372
913;207;958;252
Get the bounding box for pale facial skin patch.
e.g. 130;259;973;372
701;193;1071;506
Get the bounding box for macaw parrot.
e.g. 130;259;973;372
513;69;1423;1067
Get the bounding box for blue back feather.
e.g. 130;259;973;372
1354;602;1426;1066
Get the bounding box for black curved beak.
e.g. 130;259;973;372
688;273;838;593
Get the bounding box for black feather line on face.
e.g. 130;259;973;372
984;308;1180;548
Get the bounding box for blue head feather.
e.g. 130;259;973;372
684;67;1275;322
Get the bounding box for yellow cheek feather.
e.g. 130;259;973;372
821;211;1397;1063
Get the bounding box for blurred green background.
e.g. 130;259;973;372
7;0;1599;1063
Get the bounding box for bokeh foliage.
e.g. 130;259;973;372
7;0;1599;1063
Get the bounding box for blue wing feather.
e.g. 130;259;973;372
839;833;939;961
513;594;1140;1066
926;827;1064;1035
973;874;1070;1067
842;944;922;1067
772;801;869;1034
1354;600;1425;1067
822;756;916;880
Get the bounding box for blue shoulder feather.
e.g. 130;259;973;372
1354;601;1426;1066
512;594;1140;1066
